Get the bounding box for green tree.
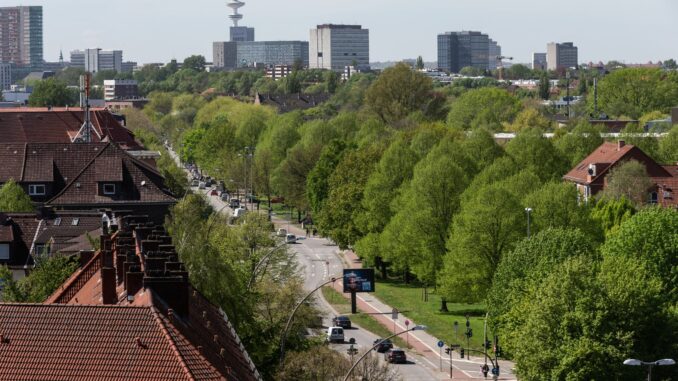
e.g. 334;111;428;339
593;67;678;118
538;71;550;100
554;121;604;166
601;160;654;206
306;140;350;214
324;70;340;94
365;62;434;124
447;87;522;131
505;128;570;182
2;254;79;303
0;180;34;212
506;108;552;132
182;55;207;72
277;346;350;381
28;78;77;107
590;197;636;236
663;58;677;70
415;56;425;70
659;125;678;163
459;66;485;77
620;123;660;160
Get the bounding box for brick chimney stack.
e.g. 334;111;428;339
618;140;626;150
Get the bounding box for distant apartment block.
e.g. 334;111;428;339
533;52;547;70
103;79;139;101
230;26;255;42
0;63;11;91
70;49;123;73
120;61;137;73
438;31;499;73
547;42;578;71
265;65;292;80
0;6;43;67
309;24;369;72
213;41;308;69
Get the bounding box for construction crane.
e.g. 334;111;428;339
496;55;513;81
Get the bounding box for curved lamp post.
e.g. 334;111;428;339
246;242;288;291
279;276;339;365
624;358;675;381
343;325;427;381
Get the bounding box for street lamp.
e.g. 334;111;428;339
342;325;427;381
624;358;675;381
524;207;533;238
246;242;287;291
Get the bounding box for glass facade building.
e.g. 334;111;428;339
309;25;369;72
0;6;43;67
213;41;308;69
230;26;255;42
437;31;498;73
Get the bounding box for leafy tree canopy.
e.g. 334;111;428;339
447;87;522;131
0;180;34;212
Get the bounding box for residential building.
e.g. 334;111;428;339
0;63;11;90
106;99;149;110
309;24;369;72
0;107;142;150
265;65;293;80
121;61;137;73
0;6;43;67
563;141;678;207
71;49;123;72
231;26;255;42
213;40;308;69
0;142;177;222
1;85;31;105
546;42;578;71
0;214;261;381
103;79;140;101
342;65;361;81
437;31;498;73
532;52;547;70
23;70;54;82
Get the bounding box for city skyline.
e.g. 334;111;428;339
10;0;678;65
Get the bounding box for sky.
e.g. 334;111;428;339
6;0;678;65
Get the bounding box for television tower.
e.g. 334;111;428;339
227;0;245;27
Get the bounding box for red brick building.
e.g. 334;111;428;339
563;141;677;207
0;214;261;381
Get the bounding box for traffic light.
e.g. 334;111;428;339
466;328;473;338
460;348;465;359
496;346;503;357
484;339;491;350
445;348;451;355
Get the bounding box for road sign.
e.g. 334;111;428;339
437;340;444;348
342;269;375;293
391;308;398;320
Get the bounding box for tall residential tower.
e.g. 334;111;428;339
0;6;43;67
546;42;578;71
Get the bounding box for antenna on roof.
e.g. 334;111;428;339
72;73;101;143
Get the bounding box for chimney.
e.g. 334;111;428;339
125;271;144;297
618;140;626;150
100;250;117;304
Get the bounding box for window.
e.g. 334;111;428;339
53;217;61;226
28;184;45;196
0;244;9;260
71;218;79;226
649;192;658;204
103;183;116;195
34;244;48;255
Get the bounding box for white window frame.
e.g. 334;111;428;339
103;183;116;195
0;244;9;260
649;192;658;204
28;184;45;196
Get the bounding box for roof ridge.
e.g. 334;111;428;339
46;142;111;204
0;302;151;308
44;250;102;304
150;306;198;381
20;143;27;182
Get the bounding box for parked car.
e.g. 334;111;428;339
198;182;206;189
233;207;247;219
332;316;352;329
326;327;344;343
373;338;393;353
221;193;230;201
229;199;240;208
384;348;407;364
210;189;218;196
285;234;297;244
276;228;287;237
191;179;199;187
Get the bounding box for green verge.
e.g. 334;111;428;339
373;279;488;352
321;286;411;350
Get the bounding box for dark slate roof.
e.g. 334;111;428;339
254;92;331;113
0;108;142;150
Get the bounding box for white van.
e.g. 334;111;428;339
233;207;247;218
326;326;344;343
276;228;287;237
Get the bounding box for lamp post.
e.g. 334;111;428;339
342;325;427;381
246;242;288;291
525;207;533;238
624;358;675;381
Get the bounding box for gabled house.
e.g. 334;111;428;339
0;143;177;223
0;214;261;381
563;140;678;207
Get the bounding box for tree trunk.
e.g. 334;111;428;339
378;258;387;279
404;269;411;284
440;298;449;312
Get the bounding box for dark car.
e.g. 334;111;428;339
384;348;407;364
373;338;393;353
332;315;352;329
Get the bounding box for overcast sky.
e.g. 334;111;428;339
8;0;678;65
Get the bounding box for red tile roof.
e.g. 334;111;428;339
0;304;225;381
0;108;142;150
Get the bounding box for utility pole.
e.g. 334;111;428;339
566;70;571;119
593;77;598;117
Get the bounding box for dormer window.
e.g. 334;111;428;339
0;243;9;260
28;184;45;196
103;184;116;195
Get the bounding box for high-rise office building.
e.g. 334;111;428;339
227;1;255;42
532;52;547;70
0;6;43;67
546;42;578;71
309;24;369;72
70;49;123;73
213;41;308;69
0;63;11;91
438;31;498;73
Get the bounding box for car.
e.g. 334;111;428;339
233;207;247;218
373;338;393;353
191;179;199;187
210;189;218;196
384;348;407;364
221;193;230;201
276;228;287;237
326;327;344;343
198;182;206;189
332;316;351;329
229;199;240;208
285;234;297;244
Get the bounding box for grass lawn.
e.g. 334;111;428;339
321;286;411;349
373;279;489;351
